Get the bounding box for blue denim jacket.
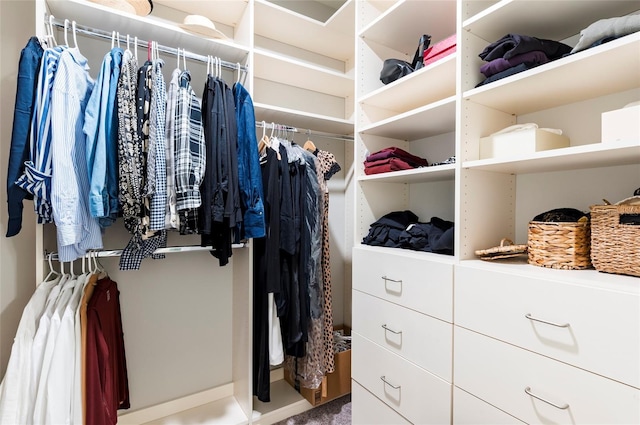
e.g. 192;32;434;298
6;37;43;237
233;83;265;239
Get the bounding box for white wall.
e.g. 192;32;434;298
0;0;38;380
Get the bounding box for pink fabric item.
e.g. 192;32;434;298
423;34;457;67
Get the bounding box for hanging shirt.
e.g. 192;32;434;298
116;50;142;235
0;276;58;425
84;47;124;228
233;82;265;239
175;70;205;234
147;59;167;231
164;68;180;230
50;47;103;262
6;36;43;237
14;45;64;228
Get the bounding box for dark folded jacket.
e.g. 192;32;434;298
479;33;572;62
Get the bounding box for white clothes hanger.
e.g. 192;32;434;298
71;20;78;49
236;62;241;84
63;19;69;47
43;253;60;282
134;36;139;61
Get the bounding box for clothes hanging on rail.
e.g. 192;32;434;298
5;37;43;237
0;265;130;425
253;133;342;401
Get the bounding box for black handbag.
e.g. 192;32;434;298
380;34;431;85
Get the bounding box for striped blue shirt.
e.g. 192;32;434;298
50;47;103;262
15;46;65;223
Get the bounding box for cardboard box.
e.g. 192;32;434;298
284;326;351;406
479;128;569;159
601;104;640;143
423;34;456;67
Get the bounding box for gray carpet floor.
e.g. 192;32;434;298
273;394;352;425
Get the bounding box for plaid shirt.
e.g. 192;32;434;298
175;70;205;233
148;59;167;231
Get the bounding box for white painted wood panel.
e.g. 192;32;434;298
352;380;411;425
352;245;454;322
455;265;640;388
454;327;640;424
352;332;451;425
453;387;525;425
352;289;452;381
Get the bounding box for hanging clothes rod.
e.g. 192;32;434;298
46;243;247;260
48;17;248;73
255;121;354;142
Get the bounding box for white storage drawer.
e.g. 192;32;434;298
455;327;640;424
453;387;525;424
352;332;451;425
352;246;453;322
352;289;452;382
352;380;411;425
455;266;640;388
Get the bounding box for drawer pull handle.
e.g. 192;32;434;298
382;324;402;335
382;276;402;283
380;376;401;390
525;313;570;328
524;387;569;410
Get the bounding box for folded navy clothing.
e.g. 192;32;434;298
365;147;429;167
480;50;549;78
479;33;572;62
476;62;536;87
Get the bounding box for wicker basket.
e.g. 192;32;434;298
527;221;591;270
590;204;640;277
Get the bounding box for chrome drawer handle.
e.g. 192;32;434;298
525;387;569;410
525;313;570;328
381;276;402;283
382;324;402;335
380;376;401;390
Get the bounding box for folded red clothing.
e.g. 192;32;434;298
423;34;456;67
365;147;428;167
364;157;417;175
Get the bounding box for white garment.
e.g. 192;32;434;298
0;277;59;425
268;294;284;366
40;274;88;424
32;275;77;424
25;276;65;424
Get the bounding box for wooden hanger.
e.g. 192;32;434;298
303;130;317;153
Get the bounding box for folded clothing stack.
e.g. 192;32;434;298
476;33;572;87
364;147;428;175
362;210;454;255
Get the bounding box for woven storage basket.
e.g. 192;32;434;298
528;221;591;270
590;204;640;277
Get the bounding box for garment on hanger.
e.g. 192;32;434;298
175;70;205;235
84;46;124;228
6;37;44;237
164;67;180;230
233;82;265;239
50;47;103;262
147;58;168;232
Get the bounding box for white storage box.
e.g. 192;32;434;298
601;104;640;143
479;129;570;159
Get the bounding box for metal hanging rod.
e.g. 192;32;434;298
255;121;354;142
47;16;248;73
45;243;247;261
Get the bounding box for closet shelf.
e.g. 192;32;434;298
360;96;456;140
46;0;249;64
359;0;457;53
254;0;354;61
463;32;640;115
359;54;456;113
358;164;455;184
253;49;353;98
152;0;249;29
254;102;353;136
462;140;640;174
463;0;640;43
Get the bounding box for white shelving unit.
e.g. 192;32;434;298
352;0;640;423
